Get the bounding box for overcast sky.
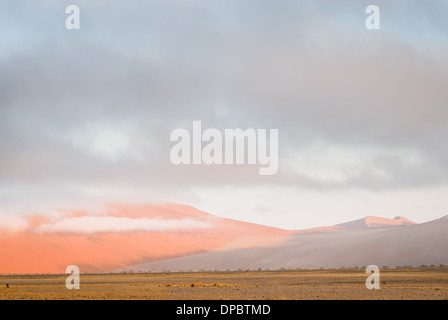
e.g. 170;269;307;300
1;0;448;229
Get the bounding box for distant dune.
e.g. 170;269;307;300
336;216;417;229
1;204;447;275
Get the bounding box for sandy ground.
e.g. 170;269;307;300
0;267;447;300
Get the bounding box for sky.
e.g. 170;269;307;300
1;0;448;230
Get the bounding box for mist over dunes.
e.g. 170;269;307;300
0;204;446;275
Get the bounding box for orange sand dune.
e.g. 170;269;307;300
0;204;290;274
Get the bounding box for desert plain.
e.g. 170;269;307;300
1;267;447;300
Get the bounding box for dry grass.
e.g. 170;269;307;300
0;267;447;300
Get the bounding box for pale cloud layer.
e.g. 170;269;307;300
0;1;447;228
33;216;211;234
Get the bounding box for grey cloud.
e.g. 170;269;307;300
1;0;448;211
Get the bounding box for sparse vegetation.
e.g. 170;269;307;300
0;268;447;300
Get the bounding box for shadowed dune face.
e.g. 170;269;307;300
123;217;448;273
0;204;290;274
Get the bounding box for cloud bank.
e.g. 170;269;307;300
0;0;447;228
